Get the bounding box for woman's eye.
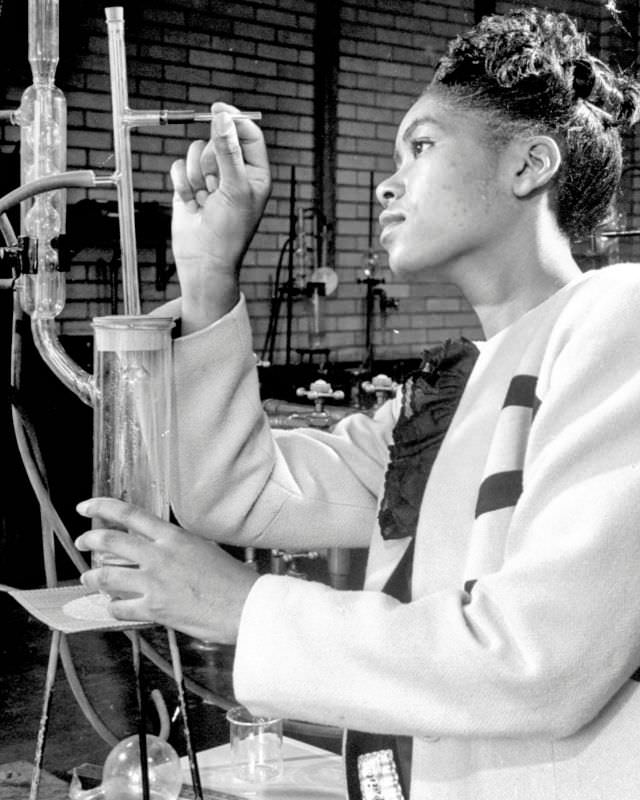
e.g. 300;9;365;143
411;139;433;157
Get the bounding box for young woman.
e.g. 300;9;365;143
77;8;640;799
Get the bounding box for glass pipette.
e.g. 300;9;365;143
125;109;262;127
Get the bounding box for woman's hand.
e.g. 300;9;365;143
170;101;271;333
75;497;260;644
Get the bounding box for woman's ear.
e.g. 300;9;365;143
512;135;562;197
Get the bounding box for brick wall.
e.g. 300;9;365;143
0;0;638;364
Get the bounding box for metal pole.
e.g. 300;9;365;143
30;629;62;800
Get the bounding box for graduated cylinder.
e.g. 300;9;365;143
91;316;174;568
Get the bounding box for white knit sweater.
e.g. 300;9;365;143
169;263;640;799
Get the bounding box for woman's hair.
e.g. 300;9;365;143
431;7;640;239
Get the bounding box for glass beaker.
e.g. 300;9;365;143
91;316;174;570
226;706;283;783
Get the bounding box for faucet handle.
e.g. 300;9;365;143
361;374;398;407
296;379;345;410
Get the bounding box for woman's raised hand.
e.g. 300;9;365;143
170;101;271;332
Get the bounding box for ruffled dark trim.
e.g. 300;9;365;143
378;338;479;541
345;339;479;798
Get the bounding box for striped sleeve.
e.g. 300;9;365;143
464;374;541;588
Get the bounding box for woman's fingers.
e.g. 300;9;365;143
185;139;209;205
80;566;156;625
80;563;146;602
210;107;246;190
170;158;198;212
76;497;178;545
229;116;270;185
75;526;145;564
207;102;268;186
109;597;154;622
200;140;220;193
171;139;217;210
170;101;269;221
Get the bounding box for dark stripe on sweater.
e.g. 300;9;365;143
630;667;640;682
503;375;538;409
532;394;542;419
475;470;523;517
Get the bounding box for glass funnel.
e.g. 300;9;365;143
91;316;174;569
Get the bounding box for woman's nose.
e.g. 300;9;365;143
376;175;401;208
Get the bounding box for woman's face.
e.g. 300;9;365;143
377;91;516;282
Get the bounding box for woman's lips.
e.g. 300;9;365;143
379;212;405;242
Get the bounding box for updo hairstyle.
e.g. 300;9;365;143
431;7;640;239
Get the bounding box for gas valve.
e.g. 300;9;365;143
296;380;345;425
361;374;398;408
270;548;321;580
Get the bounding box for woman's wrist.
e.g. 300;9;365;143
179;268;240;334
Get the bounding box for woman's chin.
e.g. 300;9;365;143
387;258;426;281
387;251;451;283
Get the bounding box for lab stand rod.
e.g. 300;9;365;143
367;169;375;253
168;629;203;800
285;165;296;366
131;632;151;800
29;629;62;800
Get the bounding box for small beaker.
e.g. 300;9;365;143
226;705;283;783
